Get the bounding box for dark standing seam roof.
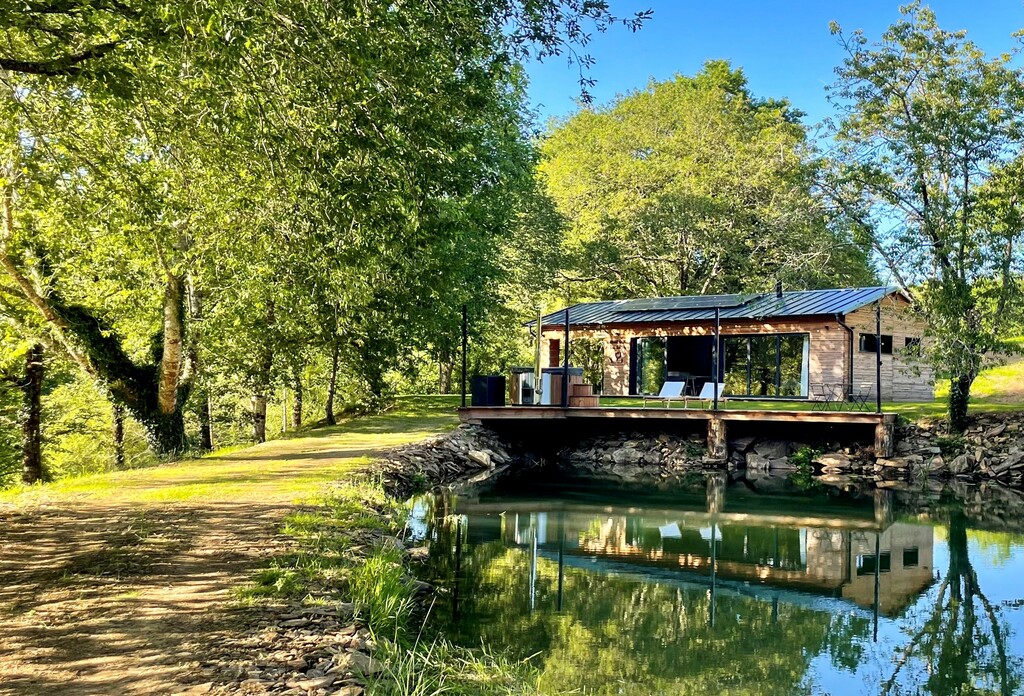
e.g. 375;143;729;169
535;287;900;328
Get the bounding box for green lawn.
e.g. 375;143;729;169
599;357;1024;422
0;395;460;508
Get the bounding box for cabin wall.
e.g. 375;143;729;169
545;318;848;397
542;297;932;402
844;296;933;402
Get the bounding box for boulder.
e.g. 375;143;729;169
730;436;757;453
816;453;851;469
467;450;491;468
948;454;972;475
752;440;789;460
745;452;771;470
612;447;641;466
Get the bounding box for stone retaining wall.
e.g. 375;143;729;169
375;413;1024;491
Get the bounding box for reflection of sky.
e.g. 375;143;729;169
404;497;431;542
806;532;1024;695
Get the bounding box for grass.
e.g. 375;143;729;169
0;395;460;508
1;393;528;694
599;356;1024;422
235;480;537;695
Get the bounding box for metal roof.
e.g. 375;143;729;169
537;286;900;328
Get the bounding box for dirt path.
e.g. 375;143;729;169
0;410;455;696
0;503;290;695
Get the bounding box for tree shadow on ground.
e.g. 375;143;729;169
0;502;292;695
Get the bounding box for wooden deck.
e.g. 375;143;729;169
459;405;896;426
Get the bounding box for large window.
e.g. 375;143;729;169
723;334;810;398
636;337;666;395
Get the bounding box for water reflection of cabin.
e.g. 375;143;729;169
468;506;934;618
537;286;932;401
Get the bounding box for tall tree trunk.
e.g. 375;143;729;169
439;358;453;394
252;393;267;443
292;372;303;429
20;343;43;484
948;374;973;433
325;341;339;426
2;160;191;457
198;391;214;451
112;402;125;469
158;275;185;415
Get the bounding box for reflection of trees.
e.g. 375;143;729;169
883;512;1022;696
425;518;871;695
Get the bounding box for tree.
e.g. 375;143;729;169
0;0;651;459
539;61;875;302
825;3;1024;431
882;511;1022;695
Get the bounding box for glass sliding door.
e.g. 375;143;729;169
723;338;750;396
720;334;810;398
636;337;666;395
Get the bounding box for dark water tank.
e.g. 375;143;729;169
470;375;506;407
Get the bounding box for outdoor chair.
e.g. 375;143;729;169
810;383;836;411
643;381;686;408
693;382;727;409
848;383;873;411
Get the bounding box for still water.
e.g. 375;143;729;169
407;474;1024;695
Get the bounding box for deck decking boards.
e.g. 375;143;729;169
459;405;896;426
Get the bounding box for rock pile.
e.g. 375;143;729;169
180;604;376;695
804;413;1024;486
558;431;708;481
375;424;521;497
558;431;864;482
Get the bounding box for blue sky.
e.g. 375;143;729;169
524;1;1024;128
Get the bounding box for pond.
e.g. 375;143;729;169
407;473;1024;695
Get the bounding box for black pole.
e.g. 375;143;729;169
562;307;570;409
875;301;882;414
873;531;880;642
557;512;565;612
461;304;468;408
713;308;720;410
454;516;463;620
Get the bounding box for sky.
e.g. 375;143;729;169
524;1;1024;128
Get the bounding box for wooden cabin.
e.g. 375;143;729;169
538;286;933;402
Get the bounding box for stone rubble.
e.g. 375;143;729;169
546;412;1024;488
177;603;378;696
374;424;526;497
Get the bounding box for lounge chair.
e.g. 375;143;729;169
643;381;686;408
694;382;727;409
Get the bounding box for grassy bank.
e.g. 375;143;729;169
237;481;537;695
0;395;535;695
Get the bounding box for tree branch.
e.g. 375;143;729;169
0;41;120;76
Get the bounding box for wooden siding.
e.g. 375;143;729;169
845;295;934;402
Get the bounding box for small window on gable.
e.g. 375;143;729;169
857;552;892;576
903;547;919;568
860;334;893;354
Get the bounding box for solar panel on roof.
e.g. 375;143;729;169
613;294;756;313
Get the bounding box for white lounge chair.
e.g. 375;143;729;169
694;382;727;409
643;381;686;408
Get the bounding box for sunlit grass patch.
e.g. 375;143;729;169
370;635;537;696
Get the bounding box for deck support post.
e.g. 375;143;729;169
706;471;726;514
873;488;894;528
874;420;895;458
707;417;728;461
